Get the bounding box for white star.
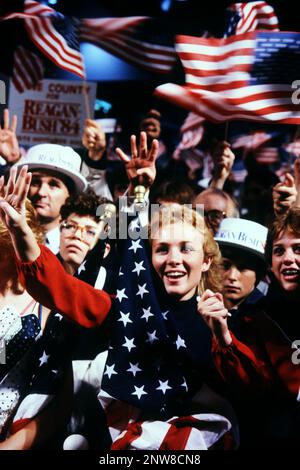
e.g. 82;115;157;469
181;378;188;391
77;260;86;275
132;385;147;400
129;239;142;253
161;310;169;320
118;311;132;327
104;363;118;379
122;336;136;352
156;380;172;394
129;219;140;231
54;313;63;321
51;369;58;376
141;306;154;322
127;362;142;377
146;330;159;344
132;261;146;276
119;267;124;276
116;288;128;302
136;283;149;299
39;351;50;366
175;335;187;350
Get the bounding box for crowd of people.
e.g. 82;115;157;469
0;106;300;450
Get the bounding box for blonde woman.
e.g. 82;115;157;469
0;190;50;440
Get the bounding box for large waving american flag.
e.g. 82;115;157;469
80;17;177;75
1;0;85;78
155;31;300;124
12;45;44;93
98;219;236;450
225;1;279;37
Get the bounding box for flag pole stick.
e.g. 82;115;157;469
224;121;229;142
82;80;91;119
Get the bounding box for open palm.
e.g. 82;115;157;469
0;166;32;230
0;109;20;163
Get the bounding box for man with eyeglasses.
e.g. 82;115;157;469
193;188;240;235
13;143;88;254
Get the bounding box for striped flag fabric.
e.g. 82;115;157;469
0;0;85;78
155;31;300;124
97;217;236;450
23;1;85;78
80;17;177;75
225;1;279;36
230;130;278;149
12;45;44;93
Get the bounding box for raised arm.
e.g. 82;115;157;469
209;141;235;190
0;108;20;163
115;131;159;197
0;167;111;327
81;118;106;161
272;173;297;217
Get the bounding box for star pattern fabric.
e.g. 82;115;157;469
101;234;196;416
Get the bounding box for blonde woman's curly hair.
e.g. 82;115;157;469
149;204;222;294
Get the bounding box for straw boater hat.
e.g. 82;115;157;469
214;218;268;261
14;144;87;193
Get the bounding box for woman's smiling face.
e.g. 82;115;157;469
151;222;211;301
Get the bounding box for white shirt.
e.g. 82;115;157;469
45;226;60;254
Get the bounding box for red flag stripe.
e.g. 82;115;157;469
24;17;85;77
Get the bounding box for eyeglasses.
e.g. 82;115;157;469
60;221;98;242
204;210;227;223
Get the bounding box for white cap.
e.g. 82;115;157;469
14;144;87;193
214;218;268;260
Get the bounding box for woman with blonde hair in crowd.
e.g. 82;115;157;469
0;136;238;450
0;170;50;441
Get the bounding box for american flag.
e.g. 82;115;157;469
80;17;177;75
24;1;85;78
172;113;205;163
0;0;85;78
283;140;300;158
230;130;278;149
225;1;279;36
155;31;300;124
12;45;44;93
9;312;81;437
98;220;235;449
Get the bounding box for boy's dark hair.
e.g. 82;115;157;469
60;190;113;222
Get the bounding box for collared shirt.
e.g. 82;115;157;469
45;226;60;254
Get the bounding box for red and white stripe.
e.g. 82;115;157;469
2;0;85;78
12;46;44;93
24;16;85;78
283;140;300;158
9;393;52;435
155;32;300;124
229;1;279;34
80;17;176;74
98;389;235;450
0;0;54;20
231;131;273;149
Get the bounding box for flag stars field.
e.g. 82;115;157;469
118;311;133;327
122;336;136;352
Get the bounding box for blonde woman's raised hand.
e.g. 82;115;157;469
197;289;232;347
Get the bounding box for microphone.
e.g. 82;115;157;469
97;202;116;238
133;185;146;210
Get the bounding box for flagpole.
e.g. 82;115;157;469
82;80;91;119
224;121;229;141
